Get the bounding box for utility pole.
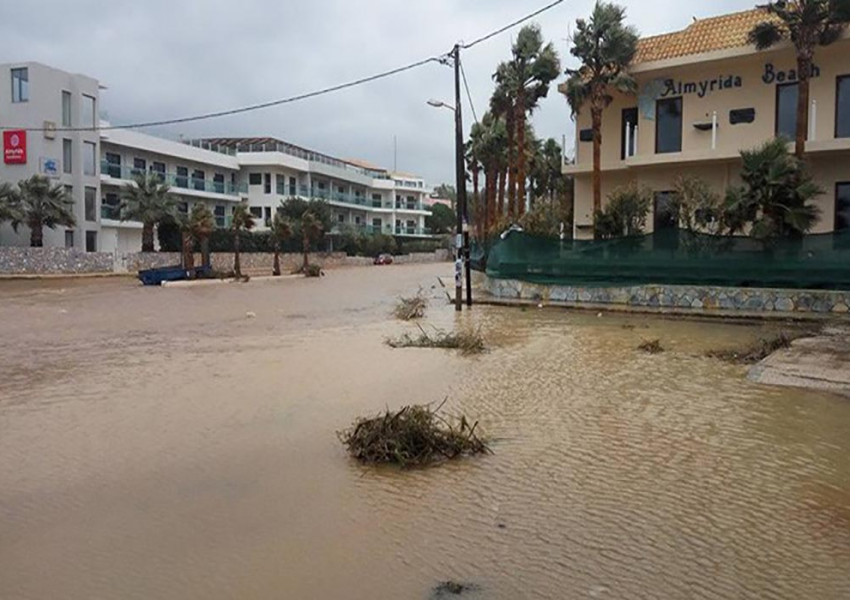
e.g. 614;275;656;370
453;44;465;312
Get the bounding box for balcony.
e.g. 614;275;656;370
100;160;246;196
101;204;120;220
394;226;432;236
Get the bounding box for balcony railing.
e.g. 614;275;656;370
100;160;246;196
394;226;431;236
101;204;120;220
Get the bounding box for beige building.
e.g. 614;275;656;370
564;9;850;239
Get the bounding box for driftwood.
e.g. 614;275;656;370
387;324;485;355
338;401;490;467
706;331;798;364
393;291;428;320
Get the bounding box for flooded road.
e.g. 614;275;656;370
1;265;849;599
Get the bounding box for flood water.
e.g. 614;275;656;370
1;264;849;599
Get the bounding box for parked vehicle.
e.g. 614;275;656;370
373;253;393;265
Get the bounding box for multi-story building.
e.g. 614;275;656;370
564;9;850;239
0;62;433;253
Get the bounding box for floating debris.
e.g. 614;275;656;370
386;324;485;355
637;339;664;354
393;290;427;320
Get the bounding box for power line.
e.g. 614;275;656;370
461;0;565;49
2;55;447;133
459;59;479;125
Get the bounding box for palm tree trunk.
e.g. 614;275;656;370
516;100;527;217
506;110;516;218
182;231;194;276
498;166;507;218
141;222;154;252
486;165;496;231
30;220;43;248
302;230;309;271
234;231;241;278
794;51;811;158
591;103;603;235
273;239;281;276
472;165;480;238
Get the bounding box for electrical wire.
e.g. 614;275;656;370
461;0;565;49
1;0;566;133
459;59;479;125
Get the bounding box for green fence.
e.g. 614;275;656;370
476;230;850;290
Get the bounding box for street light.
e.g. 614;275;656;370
426;99;456;112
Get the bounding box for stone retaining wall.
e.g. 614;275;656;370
0;247;450;276
482;275;850;316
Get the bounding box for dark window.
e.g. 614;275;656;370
65;230;74;248
249;173;262;186
151;161;166;180
621;107;638;159
579;128;593;142
836;76;850;138
775;82;799;139
250;206;263;218
355;215;362;225
836;183;850;231
289;176;297;196
85;231;97;252
63;139;72;174
62;91;72;126
176;166;188;188
338;214;345;223
264;173;271;194
132;157;146;175
84;187;97;222
656;97;682;154
102;192;120;220
372;193;382;207
264;207;271;222
105;152;121;178
337;185;345;194
372;218;382;228
177;202;188;215
11;67;28;103
214;205;225;228
213;173;225;193
192;170;205;191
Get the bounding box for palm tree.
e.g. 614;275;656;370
748;0;850;157
13;175;76;247
271;211;293;276
179;204;214;275
119;173;176;252
490;78;517;217
466;128;484;238
300;211;323;271
493;25;560;218
0;181;21;224
230;202;255;278
563;2;639;236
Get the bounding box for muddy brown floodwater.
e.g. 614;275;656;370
1;264;849;600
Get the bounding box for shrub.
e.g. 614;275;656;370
394;291;427;320
595;183;651;239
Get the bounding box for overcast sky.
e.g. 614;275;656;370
1;0;754;185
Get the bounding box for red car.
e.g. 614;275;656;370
373;253;393;265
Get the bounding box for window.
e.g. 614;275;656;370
192;169;205;191
775;82;798;139
338;213;345;223
264;173;272;194
337;185;345;194
406;195;416;209
276;174;286;195
82;94;96;129
85;231;97;252
250;206;263;218
264;207;271;222
354;215;362;225
836;76;850;138
372;218;382;230
836;183;850;231
214;205;225;228
656;97;682;153
214;173;225;193
104;152;121;178
289;176;297;196
176;166;188;188
62;91;72;126
176;202;188;215
102;193;120;220
11;68;28;103
151;161;166;182
65;230;74;248
249;172;262;186
371;193;382;207
84;187;97;222
132;157;146;176
63;139;72;174
83;142;97;176
621;107;638;159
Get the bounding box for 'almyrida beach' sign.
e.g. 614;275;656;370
652;63;821;100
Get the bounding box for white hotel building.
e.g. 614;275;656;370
0;62;432;253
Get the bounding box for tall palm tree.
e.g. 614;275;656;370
179;204;214;275
119;173;176;252
465;129;483;238
230;202;255;278
563;2;639;236
271;211;293;276
0;181;21;224
490;78;517;217
13;175;76;247
749;0;850;157
493;25;560;217
300;211;323;271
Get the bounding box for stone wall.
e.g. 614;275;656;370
0;247;115;275
482;276;850;316
1;247;449;276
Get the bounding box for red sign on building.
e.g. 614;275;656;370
4;130;27;164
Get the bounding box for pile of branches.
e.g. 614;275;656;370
338;402;490;467
706;331;797;364
394;291;428;320
387;324;485;355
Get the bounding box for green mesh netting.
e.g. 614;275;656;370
474;229;850;290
